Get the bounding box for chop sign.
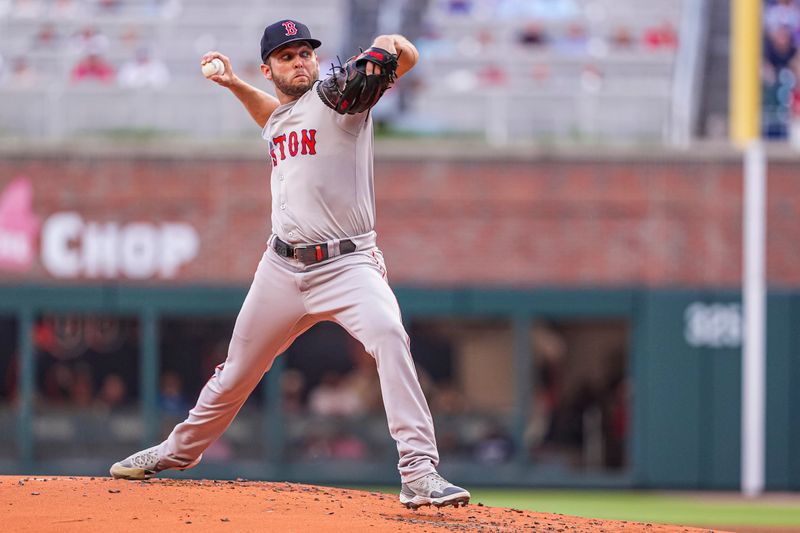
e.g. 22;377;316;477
42;212;199;279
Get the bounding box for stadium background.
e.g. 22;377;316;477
1;0;799;498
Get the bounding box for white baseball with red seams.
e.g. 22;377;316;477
157;69;439;484
201;58;224;78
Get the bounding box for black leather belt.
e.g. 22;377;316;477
273;236;356;265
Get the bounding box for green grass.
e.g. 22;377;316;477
353;487;800;528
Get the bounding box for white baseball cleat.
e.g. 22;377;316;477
109;445;202;480
399;472;470;509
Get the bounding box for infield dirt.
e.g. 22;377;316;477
2;476;729;532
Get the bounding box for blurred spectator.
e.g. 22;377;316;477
302;429;333;459
765;24;799;78
33;322;55;353
791;83;800;121
32;23;60;50
34;317;71;358
475;27;494;49
281;368;306;413
9;56;39;87
119;25;142;51
84;316;126;353
477;64;507;86
330;430;368;459
609;26;635;50
474;425;514;464
118;48;170;89
763;24;799;137
70;52;115;84
159;371;189;414
556;22;589;54
764;0;800;36
342;365;382;412
529;321;627;469
642;21;678;50
308;371;363;417
71;363;94;407
95;372;127;410
300;423;369;460
518;22;548;47
70;26;109;55
42;362;75;404
525;321;566;452
764;1;800;74
0;53;6;85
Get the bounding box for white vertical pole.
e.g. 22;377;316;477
742;139;766;497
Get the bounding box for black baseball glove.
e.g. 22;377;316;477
317;47;399;115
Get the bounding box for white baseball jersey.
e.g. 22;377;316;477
263;83;376;245
157;76;441;484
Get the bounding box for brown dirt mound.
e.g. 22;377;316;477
2;476;727;532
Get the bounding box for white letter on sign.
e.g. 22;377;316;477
160;223;199;277
41;212;82;278
121;223;158;279
82;222;119;278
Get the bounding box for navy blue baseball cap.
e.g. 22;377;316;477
260;20;321;62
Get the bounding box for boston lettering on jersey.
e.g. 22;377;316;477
270;129;317;166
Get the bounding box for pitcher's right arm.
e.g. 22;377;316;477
201;52;280;128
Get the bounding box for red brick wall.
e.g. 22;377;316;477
376;160;799;287
1;155;798;287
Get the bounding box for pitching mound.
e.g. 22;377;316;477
2;476;726;532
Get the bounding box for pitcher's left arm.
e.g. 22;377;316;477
316;34;418;115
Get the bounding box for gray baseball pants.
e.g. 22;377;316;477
156;238;439;483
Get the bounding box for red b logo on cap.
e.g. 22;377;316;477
282;21;298;36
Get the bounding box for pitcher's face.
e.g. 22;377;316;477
263;42;320;99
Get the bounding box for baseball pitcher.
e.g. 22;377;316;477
109;19;470;509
